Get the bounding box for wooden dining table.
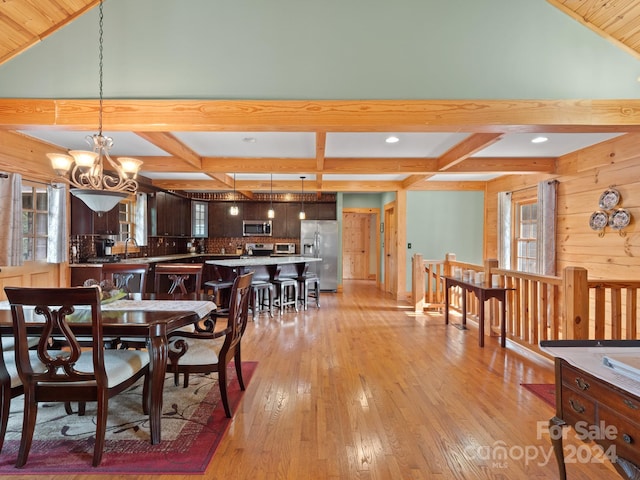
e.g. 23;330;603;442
0;292;216;445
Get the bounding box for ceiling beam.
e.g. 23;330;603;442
134;131;202;169
437;133;504;171
445;157;556;173
152;178;406;192
3;99;640;131
138;155;554;175
316;131;326;171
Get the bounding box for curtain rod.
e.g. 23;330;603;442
0;172;64;188
505;179;557;195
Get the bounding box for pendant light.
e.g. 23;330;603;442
267;174;275;219
229;173;239;216
299;176;306;220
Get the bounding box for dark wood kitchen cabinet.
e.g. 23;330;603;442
93;206;119;235
71;195;93;235
149;191;191;237
70;195;119;235
270;203;289;237
202;199;335;239
243;202;270;221
209;201;242;237
316;202;337;220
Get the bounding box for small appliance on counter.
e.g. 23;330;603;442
274;242;296;255
87;236;120;263
245;243;274;256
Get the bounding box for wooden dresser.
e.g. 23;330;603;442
543;341;640;480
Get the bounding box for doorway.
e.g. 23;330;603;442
342;209;380;282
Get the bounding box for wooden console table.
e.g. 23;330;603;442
541;340;640;480
443;276;509;347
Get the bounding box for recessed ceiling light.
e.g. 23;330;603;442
531;136;548;144
243;137;257;143
385;136;399;144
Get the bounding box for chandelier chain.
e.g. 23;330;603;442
98;0;104;135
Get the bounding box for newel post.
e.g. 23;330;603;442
412;253;425;313
444;253;456;277
563;266;589;340
484;259;498;287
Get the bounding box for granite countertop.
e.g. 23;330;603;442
206;256;321;267
71;253;241;266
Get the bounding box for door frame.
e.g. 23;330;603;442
341;208;380;284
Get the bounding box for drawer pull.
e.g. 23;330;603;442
623;399;639;410
623;433;633;444
569;399;585;414
575;378;590;391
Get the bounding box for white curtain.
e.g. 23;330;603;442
497;191;512;270
497;181;557;275
0;173;23;266
134;193;148;246
47;183;68;263
536;180;557;276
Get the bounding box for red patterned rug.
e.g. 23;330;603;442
0;361;257;475
521;383;555;408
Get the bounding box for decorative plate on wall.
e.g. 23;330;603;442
598;188;621;210
609;208;631;230
589;211;609;231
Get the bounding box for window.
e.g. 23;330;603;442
22;184;48;261
515;200;537;273
192;201;208;237
118;199;135;242
498;181;557;276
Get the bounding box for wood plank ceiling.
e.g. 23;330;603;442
0;0;639;195
547;0;640;59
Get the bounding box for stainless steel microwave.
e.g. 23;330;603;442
274;242;296;254
243;220;272;236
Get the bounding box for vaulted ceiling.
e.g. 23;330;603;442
0;0;638;195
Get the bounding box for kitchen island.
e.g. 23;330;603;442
206;256;322;280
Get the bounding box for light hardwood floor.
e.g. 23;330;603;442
8;280;619;479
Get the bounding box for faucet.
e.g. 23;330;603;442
124;237;138;259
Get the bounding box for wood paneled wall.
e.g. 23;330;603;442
485;132;640;280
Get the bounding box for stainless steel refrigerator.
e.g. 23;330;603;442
300;220;338;292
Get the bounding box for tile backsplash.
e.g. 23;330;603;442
70;235;298;263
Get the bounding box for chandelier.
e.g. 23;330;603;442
47;0;142;215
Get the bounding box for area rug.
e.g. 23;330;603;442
521;383;555;408
0;361;257;475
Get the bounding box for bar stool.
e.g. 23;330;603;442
251;280;274;319
272;278;299;314
299;274;320;310
204;265;235;313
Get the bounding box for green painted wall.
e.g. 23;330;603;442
0;0;637;99
406;191;484;288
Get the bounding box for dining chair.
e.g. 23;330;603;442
166;271;253;417
4;286;151;467
119;263;205;350
154;263;203;295
0;346;23;455
101;263;149;294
